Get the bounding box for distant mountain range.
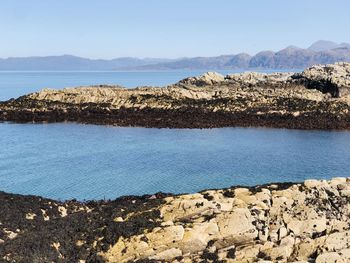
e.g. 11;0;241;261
1;40;350;70
0;56;173;71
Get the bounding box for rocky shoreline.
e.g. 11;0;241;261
1;62;350;130
1;177;350;262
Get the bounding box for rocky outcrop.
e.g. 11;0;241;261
1;178;350;262
292;62;350;97
1;62;350;129
179;72;225;86
225;71;292;86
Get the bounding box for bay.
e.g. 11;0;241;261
0;123;349;200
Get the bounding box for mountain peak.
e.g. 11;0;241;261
308;40;341;52
285;45;302;50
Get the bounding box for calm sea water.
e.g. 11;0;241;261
1;123;349;200
2;70;346;201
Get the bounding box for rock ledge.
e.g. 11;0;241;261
1;177;350;262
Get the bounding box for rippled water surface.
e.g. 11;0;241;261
1;123;350;200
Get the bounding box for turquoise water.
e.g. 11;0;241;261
2;69;346;201
1;123;350;200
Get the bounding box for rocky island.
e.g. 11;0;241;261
1;177;350;262
1;62;350;130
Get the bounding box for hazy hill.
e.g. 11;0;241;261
307;40;350;52
137;41;350;70
0;41;350;70
0;55;174;71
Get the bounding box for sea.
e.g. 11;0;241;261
1;70;350;200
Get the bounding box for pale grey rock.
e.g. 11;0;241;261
292;62;350;97
225;71;292;86
179;71;225;86
149;247;182;261
99;177;350;262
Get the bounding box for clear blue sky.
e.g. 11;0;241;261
0;0;349;59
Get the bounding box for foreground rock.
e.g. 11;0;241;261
1;177;350;262
1;62;350;129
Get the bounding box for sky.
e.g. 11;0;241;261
0;0;349;59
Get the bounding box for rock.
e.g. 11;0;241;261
160;193;219;221
114;217;124;222
149;247;182;261
340;189;350;197
278;226;288;239
25;213;36;220
180;221;219;254
263;235;295;260
41;209;50;221
217;208;258;244
292;62;350;97
294;238;323;261
179;71;225;86
225;71;292;86
286;218;327;236
322;231;350;251
101;225;185;262
146;225;185;248
330;177;347;186
160;220;174;227
304;179;327;188
234;244;262;260
315;252;347;263
58;206;67;217
4;229;18;239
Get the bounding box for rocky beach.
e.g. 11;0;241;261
1;62;350;130
2;1;350;262
1;177;350;262
1;63;350;263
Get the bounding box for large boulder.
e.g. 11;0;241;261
292;62;350;97
179;71;225;86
